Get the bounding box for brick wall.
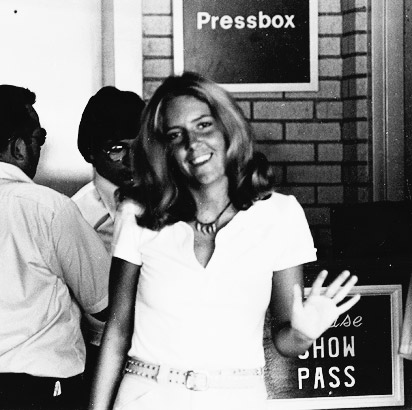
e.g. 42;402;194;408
142;0;371;257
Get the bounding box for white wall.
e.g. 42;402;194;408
0;0;143;196
0;0;105;195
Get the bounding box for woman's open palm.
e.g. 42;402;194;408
291;270;361;341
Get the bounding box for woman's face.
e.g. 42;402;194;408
163;95;227;188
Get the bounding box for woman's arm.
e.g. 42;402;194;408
270;265;313;357
270;267;360;358
89;257;141;410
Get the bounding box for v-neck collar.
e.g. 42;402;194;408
178;207;247;270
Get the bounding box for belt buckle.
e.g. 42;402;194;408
185;370;208;391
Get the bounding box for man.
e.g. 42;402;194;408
72;86;145;390
73;86;145;253
0;85;110;409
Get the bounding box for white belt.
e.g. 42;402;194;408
125;357;263;391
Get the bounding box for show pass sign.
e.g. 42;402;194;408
296;313;362;391
264;285;404;409
173;0;318;91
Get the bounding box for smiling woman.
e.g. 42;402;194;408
89;72;360;410
127;72;262;231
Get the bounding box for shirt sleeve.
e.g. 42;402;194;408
272;195;317;271
50;197;110;314
112;199;144;266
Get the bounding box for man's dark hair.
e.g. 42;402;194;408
0;85;36;151
78;86;145;163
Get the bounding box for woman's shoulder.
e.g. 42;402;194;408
241;193;308;233
243;192;304;225
254;191;302;213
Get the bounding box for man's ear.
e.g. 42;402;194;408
10;137;27;161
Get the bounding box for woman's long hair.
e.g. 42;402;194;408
124;72;276;230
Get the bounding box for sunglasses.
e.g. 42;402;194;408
101;142;131;162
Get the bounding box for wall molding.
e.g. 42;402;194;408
101;0;143;95
371;0;405;201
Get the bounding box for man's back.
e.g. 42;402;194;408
0;84;110;409
0;162;109;378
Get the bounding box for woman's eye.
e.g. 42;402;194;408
198;121;212;130
166;131;183;142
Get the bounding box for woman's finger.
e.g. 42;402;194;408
332;275;358;304
308;270;328;297
324;270;350;298
336;293;361;314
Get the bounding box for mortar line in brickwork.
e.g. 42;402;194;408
279;119;343;124
281;123;286;141
315;161;368;166
342;30;368;37
314;185;319;204
270;141;317;146
284;98;340;102
341;98;368;104
341;117;368;122
288;183;343;187
249;103;254;121
341;73;368;80
319;33;342;38
318;77;346;81
143;34;172;38
341;53;368;59
319;55;343;60
144;56;173;60
318;12;343;16
143;13;171;17
341;8;368;16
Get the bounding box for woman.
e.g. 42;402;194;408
90;72;360;410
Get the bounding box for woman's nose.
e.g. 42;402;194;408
187;129;201;146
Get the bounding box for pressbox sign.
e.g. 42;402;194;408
264;285;404;409
173;0;318;92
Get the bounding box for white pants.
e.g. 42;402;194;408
113;373;268;410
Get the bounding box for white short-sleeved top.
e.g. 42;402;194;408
0;163;109;377
72;171;119;254
112;193;317;370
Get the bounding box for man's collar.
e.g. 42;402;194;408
0;162;33;184
94;171;119;219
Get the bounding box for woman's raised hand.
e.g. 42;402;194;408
291;270;360;341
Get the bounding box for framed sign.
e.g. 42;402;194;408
264;285;404;409
172;0;318;92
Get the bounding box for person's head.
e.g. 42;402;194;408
78;86;145;187
130;72;275;229
162;93;229;189
135;72;253;187
0;85;46;178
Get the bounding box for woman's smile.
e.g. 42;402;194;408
164;95;227;187
189;153;213;166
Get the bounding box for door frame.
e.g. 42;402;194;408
371;0;404;201
101;0;143;96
